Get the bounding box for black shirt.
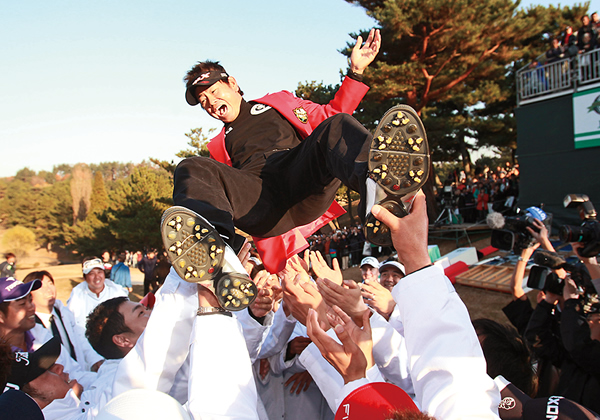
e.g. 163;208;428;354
224;100;302;172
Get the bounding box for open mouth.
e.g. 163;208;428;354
216;104;227;117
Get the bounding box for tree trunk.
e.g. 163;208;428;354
458;133;473;175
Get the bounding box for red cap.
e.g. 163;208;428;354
335;382;419;420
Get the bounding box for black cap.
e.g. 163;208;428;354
185;70;229;106
496;377;600;420
6;336;61;390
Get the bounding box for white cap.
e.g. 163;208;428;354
360;257;379;268
379;261;405;276
96;389;192;420
82;258;104;275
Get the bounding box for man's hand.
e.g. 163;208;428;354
317;278;367;325
371;191;430;275
282;274;330;329
360;280;396;320
259;358;270;380
249;270;275;319
237;240;253;275
198;284;220;308
350;28;381;74
526;219;554;251
282;254;311;285
563;276;579;301
306;308;368;384
285;371;313;395
327;305;374;370
91;360;105;373
310;251;343;286
287;336;312;357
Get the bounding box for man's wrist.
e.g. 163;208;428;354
197;306;232;317
347;69;364;82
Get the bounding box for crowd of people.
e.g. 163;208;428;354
435;163;520;224
1;25;599;420
545;13;600;63
526;12;600;94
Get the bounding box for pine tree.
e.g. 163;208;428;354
91;171;109;214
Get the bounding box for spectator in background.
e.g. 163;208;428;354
67;257;128;332
348;226;365;267
546;38;565;63
360;256;379;283
563;26;575;48
592;12;600;32
138;249;157;295
578;15;597;51
111;251;132;293
150;251;171;293
101;250;113;278
378;261;405;292
0;253;16;278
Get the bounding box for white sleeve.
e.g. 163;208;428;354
33;328;98;390
370;311;414;396
257;305;297;360
392;265;500;420
42;388;89;420
56;344;98;390
113;270;198;395
56;301;104;371
186;314;259;420
66;286;85;328
299;341;343;413
234;309;273;364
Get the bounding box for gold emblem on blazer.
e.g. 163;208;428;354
293;107;308;124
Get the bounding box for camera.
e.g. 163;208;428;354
527;265;564;295
559;194;600;258
527;249;594;298
488;207;551;254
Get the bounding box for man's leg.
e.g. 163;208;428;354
276;108;429;247
173;157;271;246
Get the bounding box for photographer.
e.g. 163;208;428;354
501;218;571;397
503;218;564;335
521;236;600;411
556;273;600;413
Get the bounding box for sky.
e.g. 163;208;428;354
1;0;598;178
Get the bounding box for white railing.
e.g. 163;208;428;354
516;49;600;105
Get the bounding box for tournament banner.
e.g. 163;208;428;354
573;86;600;149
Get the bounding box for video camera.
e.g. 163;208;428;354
527;249;594;298
559;194;600;258
487;207;551;254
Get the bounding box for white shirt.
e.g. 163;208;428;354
67;279;128;331
33;300;103;371
334;265;500;419
42;359;120;420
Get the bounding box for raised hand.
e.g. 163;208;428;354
249;270;275;318
306;308;368;384
371;191;430;275
310;250;343;286
237;239;253;275
317;277;367;324
350;28;381;74
361;280;396;320
282;274;330;329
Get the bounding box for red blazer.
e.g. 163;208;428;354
207;77;369;273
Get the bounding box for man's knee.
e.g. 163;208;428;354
174;156;220;185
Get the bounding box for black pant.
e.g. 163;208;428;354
173;114;371;247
